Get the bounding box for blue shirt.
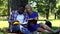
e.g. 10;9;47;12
16;14;24;23
8;10;28;24
28;11;38;19
27;11;39;32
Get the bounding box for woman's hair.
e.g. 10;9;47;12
25;4;32;11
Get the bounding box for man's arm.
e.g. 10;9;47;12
8;11;14;24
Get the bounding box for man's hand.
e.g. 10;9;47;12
13;21;24;25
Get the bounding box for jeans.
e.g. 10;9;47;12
12;25;20;32
20;25;31;34
10;25;31;34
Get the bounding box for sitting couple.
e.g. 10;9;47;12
8;4;60;34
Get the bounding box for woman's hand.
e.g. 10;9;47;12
28;17;38;20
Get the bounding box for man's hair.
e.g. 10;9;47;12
18;7;25;11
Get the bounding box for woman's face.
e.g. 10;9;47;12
25;6;32;13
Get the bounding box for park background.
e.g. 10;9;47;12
0;0;60;34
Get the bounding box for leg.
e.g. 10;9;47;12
39;23;60;33
40;23;54;32
37;27;51;33
20;25;31;34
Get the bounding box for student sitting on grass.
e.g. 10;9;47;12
8;6;31;34
25;4;60;34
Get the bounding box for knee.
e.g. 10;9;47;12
39;23;45;26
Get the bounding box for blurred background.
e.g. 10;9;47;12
0;0;60;34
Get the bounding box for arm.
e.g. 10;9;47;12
34;17;38;20
8;11;14;24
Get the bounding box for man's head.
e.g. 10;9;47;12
18;7;25;14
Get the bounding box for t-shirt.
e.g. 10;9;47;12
27;11;39;32
16;14;28;24
28;11;38;19
16;14;24;23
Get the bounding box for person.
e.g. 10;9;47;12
8;6;31;34
25;4;60;34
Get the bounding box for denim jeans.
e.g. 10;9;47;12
10;25;31;34
12;25;20;32
20;25;31;34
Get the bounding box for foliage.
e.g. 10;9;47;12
30;0;58;19
0;0;8;16
57;7;60;19
0;0;60;20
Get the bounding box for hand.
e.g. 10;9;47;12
13;21;20;25
28;18;34;20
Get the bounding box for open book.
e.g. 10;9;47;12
28;19;37;24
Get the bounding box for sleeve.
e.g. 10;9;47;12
23;13;28;24
35;12;38;18
8;11;14;24
36;12;38;17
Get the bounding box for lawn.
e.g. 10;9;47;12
0;20;60;28
0;21;9;28
0;19;60;34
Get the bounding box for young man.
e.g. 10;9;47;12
8;7;31;34
25;4;60;34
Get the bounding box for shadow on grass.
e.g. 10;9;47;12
52;26;59;30
0;27;8;34
42;26;60;34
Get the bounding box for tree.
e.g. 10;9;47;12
49;0;57;19
0;0;8;16
9;0;28;10
35;0;50;19
57;7;60;19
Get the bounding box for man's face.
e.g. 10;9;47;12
18;7;24;14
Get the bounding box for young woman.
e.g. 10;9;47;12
25;4;60;34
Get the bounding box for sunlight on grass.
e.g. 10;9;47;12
51;20;60;27
0;20;60;28
49;15;54;19
38;20;60;27
0;21;9;28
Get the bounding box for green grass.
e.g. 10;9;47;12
0;20;60;28
0;21;9;28
38;19;60;27
0;20;60;33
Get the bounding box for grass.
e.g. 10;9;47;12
38;19;60;27
0;19;60;34
0;21;9;28
0;20;60;28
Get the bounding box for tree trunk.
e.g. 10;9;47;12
55;13;56;19
45;9;49;19
9;0;28;10
46;12;49;19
